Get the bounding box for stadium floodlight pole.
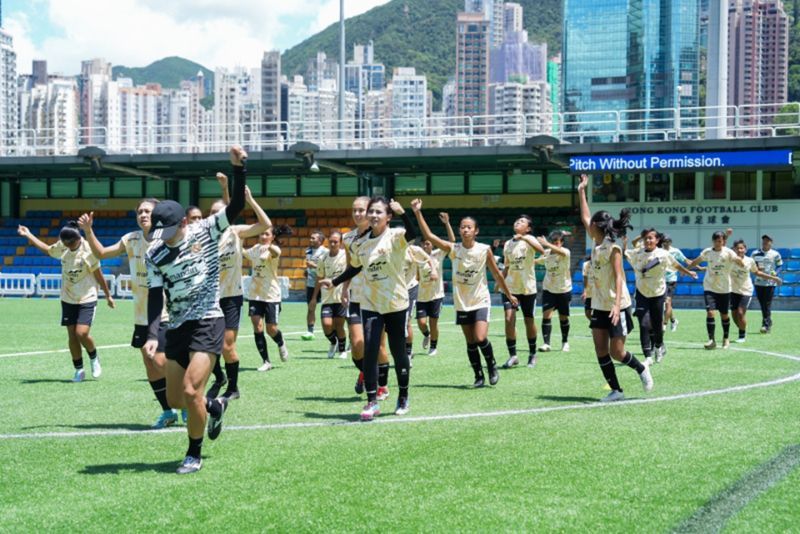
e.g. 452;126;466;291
339;0;345;148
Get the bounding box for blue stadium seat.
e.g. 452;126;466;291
572;283;583;295
777;248;790;259
791;248;800;259
787;260;800;271
794;286;800;297
625;271;635;283
690;285;704;296
782;272;798;284
675;285;690;296
778;286;793;297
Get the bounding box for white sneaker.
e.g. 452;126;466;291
428;348;438;356
655;345;666;363
72;368;85;382
759;326;767;334
600;390;625;402
327;343;336;359
670;320;678;332
645;356;655;367
735;337;746;344
561;342;570;352
90;357;102;379
539;344;551;352
639;364;654;392
338;351;348;359
257;361;273;372
422;335;430;350
279;344;289;361
722;339;730;349
704;339;717;350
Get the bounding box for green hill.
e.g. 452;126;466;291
281;0;562;103
112;56;213;89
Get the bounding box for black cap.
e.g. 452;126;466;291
761;234;773;242
662;233;672;242
148;200;184;241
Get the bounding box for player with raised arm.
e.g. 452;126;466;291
320;198;417;420
730;239;782;343
205;175;272;400
246;226;292;371
577;174;653;402
411;199;518;388
537;231;573;353
624;229;697;364
687;230;745;350
142;146;247;474
500;215;545;369
403;241;434;363
416;238;444;356
18;221;114;382
312;231;349;359
79;200;179;427
661;235;689;332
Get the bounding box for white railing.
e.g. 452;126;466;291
1;102;798;157
115;274;134;298
36;274;62;297
0;274;37;297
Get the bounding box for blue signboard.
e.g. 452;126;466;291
569;149;793;174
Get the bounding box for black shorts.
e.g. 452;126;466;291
220;295;243;330
306;287;316;304
584;298;592;311
590;307;635;338
666;282;678;299
406;285;419;327
348;302;363;325
542;290;571;316
456;307;490;325
248;300;281;324
61;301;96;327
131;323;167;353
416;298;443;319
730;293;752;311
704;291;730;314
321;303;347;318
165;317;225;369
502;293;537;318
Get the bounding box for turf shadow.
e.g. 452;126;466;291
413;383;475;391
80;460;179;475
20;378;78;384
536;394;598;403
22;423;155;431
300;411;361;422
296;395;362;403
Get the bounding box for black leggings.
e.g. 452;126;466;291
362;308;410;400
754;285;775;327
634;291;665;355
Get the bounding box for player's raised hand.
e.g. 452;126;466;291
216;172;229;187
578;174;589;191
230;145;248;166
78;212;94;232
389;199;404;215
17;225;31;238
438;211;449;222
410;198;422;212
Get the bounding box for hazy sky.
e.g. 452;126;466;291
3;0;392;75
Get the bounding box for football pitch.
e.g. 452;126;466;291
0;298;798;532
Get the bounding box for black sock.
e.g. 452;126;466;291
352;356;364;371
205;397;222;417
542;318;552;345
325;331;337;345
598;355;622;392
187;437;203;458
706;318;716;340
478;339;496;369
722;318;731;339
622;351;645;374
255;332;270;362
378;363;390;388
270;331;284;347
395;365;410;400
225;361;239;391
212;357;225;382
337;336;347;352
527;337;537;355
506;338;517;357
421;327;430;337
72;358;83;370
560;319;570;343
150;378;171;411
467;343;483;378
405;342;413;358
87;349;97;360
430;339;438;350
739;328;746;338
307;324;315;334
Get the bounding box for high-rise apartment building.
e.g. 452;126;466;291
117;79;161;153
19;75;79;155
503;2;523;34
490;30;547;84
0;27;17;150
727;0;789;126
455;12;491;118
261;50;282;146
547;55;561;135
79;58;113;146
464;0;504;49
490;80;552;138
214;66;261;149
563;0;700;139
390;67;427;145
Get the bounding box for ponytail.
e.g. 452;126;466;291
273;224;293;247
589;208;632;241
59;221;81;243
